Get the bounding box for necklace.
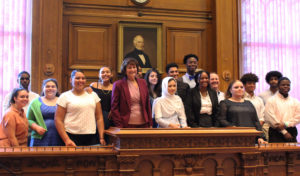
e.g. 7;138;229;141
100;89;111;95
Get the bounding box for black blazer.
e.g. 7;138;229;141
125;48;152;68
176;80;191;122
187;87;219;127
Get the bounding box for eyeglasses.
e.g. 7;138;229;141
20;77;29;80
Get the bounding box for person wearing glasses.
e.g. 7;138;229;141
3;71;39;115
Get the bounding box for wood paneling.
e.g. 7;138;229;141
215;0;239;91
166;25;213;73
69;24;111;68
31;0;63;93
32;0;239;93
63;0;213;12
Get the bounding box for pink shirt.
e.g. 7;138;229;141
0;106;28;147
127;80;145;125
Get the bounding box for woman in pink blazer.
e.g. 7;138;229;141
111;58;152;128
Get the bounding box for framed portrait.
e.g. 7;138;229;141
118;22;162;73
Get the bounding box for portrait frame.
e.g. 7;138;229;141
118;22;162;73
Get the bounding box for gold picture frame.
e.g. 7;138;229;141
118;22;162;73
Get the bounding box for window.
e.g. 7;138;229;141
0;0;32;117
240;0;300;97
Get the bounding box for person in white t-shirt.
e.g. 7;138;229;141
55;70;106;146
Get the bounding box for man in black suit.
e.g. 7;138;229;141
125;35;152;68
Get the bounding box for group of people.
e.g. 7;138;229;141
1;54;300;147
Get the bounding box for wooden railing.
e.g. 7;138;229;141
0;127;299;176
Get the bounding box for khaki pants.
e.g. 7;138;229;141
262;123;270;142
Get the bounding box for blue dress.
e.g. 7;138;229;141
30;97;63;146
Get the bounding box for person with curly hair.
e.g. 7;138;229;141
259;71;282;104
240;73;265;126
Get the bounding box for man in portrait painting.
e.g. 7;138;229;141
125;35;152;68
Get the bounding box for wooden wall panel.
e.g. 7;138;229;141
69;24;110;68
166;26;213;73
62;16;116;90
32;0;239;93
167;29;202;72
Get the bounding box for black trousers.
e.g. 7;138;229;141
67;132;98;146
269;127;297;143
198;114;213;127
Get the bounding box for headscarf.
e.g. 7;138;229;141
153;77;183;115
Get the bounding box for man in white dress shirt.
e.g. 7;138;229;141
209;72;225;103
265;77;300;143
178;54;199;89
258;71;282;141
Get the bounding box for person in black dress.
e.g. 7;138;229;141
218;80;267;144
188;71;219;127
90;66;113;129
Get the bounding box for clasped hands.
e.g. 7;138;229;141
274;123;294;141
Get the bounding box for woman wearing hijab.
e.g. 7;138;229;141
152;77;188;128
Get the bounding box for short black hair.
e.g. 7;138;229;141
165;63;178;73
265;71;282;83
194;70;210;88
183;54;199;64
240;73;259;85
278;77;290;86
18;71;30;78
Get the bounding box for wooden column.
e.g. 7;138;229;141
215;0;239;91
31;0;63;93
